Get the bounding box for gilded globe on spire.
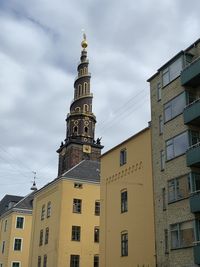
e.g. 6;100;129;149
81;32;88;49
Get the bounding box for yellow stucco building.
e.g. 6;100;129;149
0;193;34;267
29;160;100;267
100;127;156;267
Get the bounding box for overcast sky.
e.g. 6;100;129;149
0;0;200;199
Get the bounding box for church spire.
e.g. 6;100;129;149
57;34;103;176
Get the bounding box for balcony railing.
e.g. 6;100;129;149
186;142;200;167
190;191;200;213
181;56;200;87
183;98;200;125
75;73;91;81
193;242;200;265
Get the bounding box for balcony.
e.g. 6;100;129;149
190;192;200;213
183;99;200;125
181;56;200;87
193;243;200;265
186;142;200;167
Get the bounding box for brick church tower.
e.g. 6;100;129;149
57;34;103;176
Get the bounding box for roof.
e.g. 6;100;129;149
61;160;100;183
14;191;36;210
0;195;23;216
147;38;200;82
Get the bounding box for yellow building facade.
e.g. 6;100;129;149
100;127;156;267
0;194;34;267
29;160;100;267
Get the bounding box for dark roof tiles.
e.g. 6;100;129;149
62;160;100;183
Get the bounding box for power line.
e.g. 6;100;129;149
97;93;149;136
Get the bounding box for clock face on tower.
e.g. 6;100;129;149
83;145;91;154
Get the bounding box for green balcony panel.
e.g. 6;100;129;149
181;57;200;87
193;244;200;265
183;99;200;125
190;192;200;213
186;145;200;167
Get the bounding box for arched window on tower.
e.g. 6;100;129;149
73;126;78;135
84;82;88;94
84;127;88;135
75;107;81;112
84;67;87;74
83;104;89;113
78;84;82;97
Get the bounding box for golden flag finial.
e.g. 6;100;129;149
81;30;88;49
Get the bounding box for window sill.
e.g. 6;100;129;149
171;245;194;251
166;152;186;163
168;196;189;205
162;75;180;89
164;112;183;125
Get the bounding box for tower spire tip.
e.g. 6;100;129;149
81;30;88;49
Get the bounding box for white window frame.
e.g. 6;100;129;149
15;216;25;230
11;262;21;267
13;237;23;252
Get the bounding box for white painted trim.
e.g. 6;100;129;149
13;237;23;252
15;216;25;230
11;261;21;267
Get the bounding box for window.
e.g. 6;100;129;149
164;229;169;254
84;127;88;134
8;201;15;209
14;238;22;251
83;104;89;112
16;217;24;229
168;175;190;202
164;92;185;122
121;231;128;256
162;57;183;87
162;188;166;210
74;183;82;189
38;256;41;267
120;149;127;166
166;132;188;160
170;221;194;249
160;150;165;171
159;115;163;134
39;230;43;246
12;263;20;267
2;241;5;253
94;227;99;243
157;82;162;101
41;205;45;220
73;126;78;135
45;227;49;245
94;255;99;267
72;226;81;241
189;130;200;146
95;201;100;216
190;173;200;193
47;202;51;218
43;255;47;267
121;190;128;213
4;220;7;232
70;255;80;267
73;199;82;213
